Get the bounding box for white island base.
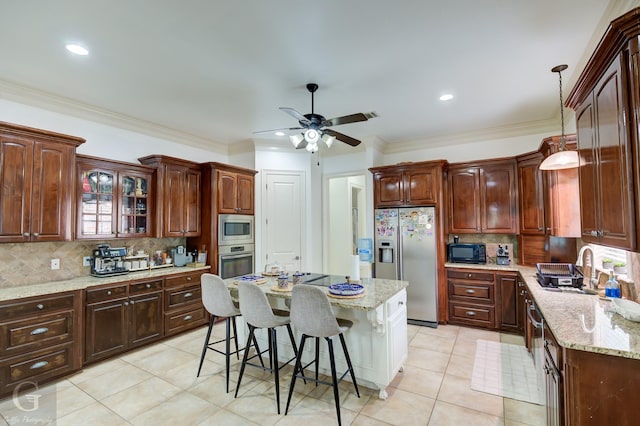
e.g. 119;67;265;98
234;287;408;399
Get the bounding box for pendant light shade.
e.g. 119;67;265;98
539;147;579;170
540;64;578;171
290;133;305;148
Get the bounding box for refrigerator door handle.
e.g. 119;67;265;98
398;233;403;280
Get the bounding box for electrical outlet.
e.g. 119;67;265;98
83;256;91;267
51;258;60;270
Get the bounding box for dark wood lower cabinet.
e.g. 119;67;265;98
84;279;164;364
0;291;82;398
85;297;128;363
564;349;640;425
497;273;520;333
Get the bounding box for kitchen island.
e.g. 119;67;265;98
224;274;409;399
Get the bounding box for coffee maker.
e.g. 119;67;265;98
171;245;189;267
91;244;129;277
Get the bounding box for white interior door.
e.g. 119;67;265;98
264;172;304;272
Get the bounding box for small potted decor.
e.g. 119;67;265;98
614;262;627;275
602;258;614;270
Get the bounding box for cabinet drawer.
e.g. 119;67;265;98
130;279;163;295
0;343;76;390
1;311;74;353
387;290;407;317
449;301;495;329
447;269;494;282
448;282;494;303
164;306;207;336
86;284;128;303
0;293;74;320
165;285;202;310
165;272;201;288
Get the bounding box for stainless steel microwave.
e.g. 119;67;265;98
448;243;487;264
218;214;254;246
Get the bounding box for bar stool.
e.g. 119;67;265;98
285;284;360;425
197;273;263;393
234;281;300;414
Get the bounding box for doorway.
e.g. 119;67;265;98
325;174;366;275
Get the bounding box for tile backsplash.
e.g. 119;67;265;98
0;238;186;288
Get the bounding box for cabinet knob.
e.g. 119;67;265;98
467;274;472;278
518;282;524;287
465;311;476;316
33;232;39;237
124;301;129;306
23;232;30;237
130;300;135;305
36;304;44;310
465;289;476;294
183;315;193;321
146;284;151;288
590;230;597;237
184;292;193;298
538;227;543;231
107;290;112;295
398;301;404;306
186;277;192;281
520;290;525;296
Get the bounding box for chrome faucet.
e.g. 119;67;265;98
576;246;598;289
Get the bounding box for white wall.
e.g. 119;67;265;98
0;99;228;164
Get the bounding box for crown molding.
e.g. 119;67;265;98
0;79;228;154
382;118;559;154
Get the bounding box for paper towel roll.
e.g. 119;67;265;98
350;255;361;281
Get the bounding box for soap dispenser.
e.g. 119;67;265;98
605;271;621;298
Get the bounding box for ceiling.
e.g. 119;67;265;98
0;1;620;154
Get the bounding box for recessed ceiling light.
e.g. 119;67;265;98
275;131;285;136
439;94;454;101
66;44;89;56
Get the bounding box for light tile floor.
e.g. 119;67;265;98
0;323;545;425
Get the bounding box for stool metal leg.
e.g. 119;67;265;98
231;316;240;360
197;315;216;377
314;337;320;386
234;325;255;398
339;333;360;397
270;328;281;414
285;334;308;415
225;317;232;393
327;337;342;426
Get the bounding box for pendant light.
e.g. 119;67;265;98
540;64;579;170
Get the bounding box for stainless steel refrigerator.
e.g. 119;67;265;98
374;207;437;326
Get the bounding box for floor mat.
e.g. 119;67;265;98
470;339;543;405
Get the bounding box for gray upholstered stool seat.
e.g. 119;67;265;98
234;281;301;414
285;284;360;425
197;273;263;393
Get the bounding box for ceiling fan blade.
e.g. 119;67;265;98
323;129;362;147
280;107;311;126
323;111;377;127
252;127;303;134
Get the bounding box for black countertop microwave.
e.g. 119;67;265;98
448;243;487;264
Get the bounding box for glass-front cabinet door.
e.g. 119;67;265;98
119;174;149;236
77;156;153;239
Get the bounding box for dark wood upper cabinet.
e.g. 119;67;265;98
76;155;154;239
138;155;201;238
216;166;256;214
448;159;517;234
567;9;638;251
370;161;445;208
0;122;84;243
517;152;545;235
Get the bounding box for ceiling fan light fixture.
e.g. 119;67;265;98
304;128;320;144
290;133;305;148
321;133;335;148
305;141;319;153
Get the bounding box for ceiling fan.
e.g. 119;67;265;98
254;83;377;153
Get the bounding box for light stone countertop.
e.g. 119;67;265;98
446;262;640;360
0;266;211;302
224;275;409;311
